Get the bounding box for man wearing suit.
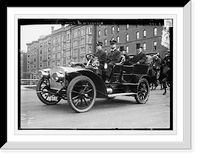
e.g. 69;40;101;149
90;41;107;79
105;39;121;82
94;41;106;65
131;46;147;64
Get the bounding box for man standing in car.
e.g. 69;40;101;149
105;39;121;82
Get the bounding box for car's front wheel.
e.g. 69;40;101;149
36;78;61;105
67;76;96;113
135;78;150;104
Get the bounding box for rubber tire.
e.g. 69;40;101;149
36;78;61;105
135;78;150;104
67;76;96;113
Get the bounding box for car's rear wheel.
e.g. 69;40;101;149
67;76;96;113
135;78;150;104
36;78;61;105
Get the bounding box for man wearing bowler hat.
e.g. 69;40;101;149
131;45;147;64
105;39;121;82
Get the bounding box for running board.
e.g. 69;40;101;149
108;92;137;97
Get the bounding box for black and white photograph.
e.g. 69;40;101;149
19;19;172;130
4;2;193;151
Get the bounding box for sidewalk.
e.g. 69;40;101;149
21;85;36;90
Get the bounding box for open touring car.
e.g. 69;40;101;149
36;54;151;113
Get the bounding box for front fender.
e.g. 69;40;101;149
77;70;107;98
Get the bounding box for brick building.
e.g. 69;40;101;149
96;24;164;58
70;25;94;63
25;23;167;79
20;51;27;79
26;40;39;79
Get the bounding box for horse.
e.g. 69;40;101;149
159;54;170;95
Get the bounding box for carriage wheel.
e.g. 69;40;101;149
67;76;96;113
36;78;61;105
135;78;150;104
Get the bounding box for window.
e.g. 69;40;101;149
78;29;81;36
104;39;107;46
73;40;78;47
67;33;70;40
126;34;129;42
57;52;61;59
117;36;119;43
80;47;85;53
104;28;107;36
111;26;115;34
143;43;146;51
74;31;78;38
126;46;129;53
153;41;157;50
111;37;115;41
88;36;92;44
117;25;120;32
143;30;146;38
88;46;92;53
136;31;139;39
52;54;56;59
58;45;61;50
126;24;129;30
53;46;55;52
88;27;92;34
63;35;66;41
153;27;157;36
81;28;85;36
57;60;60;66
98;30;101;37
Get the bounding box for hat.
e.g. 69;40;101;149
120;46;126;51
110;39;117;45
96;41;103;46
139;46;143;49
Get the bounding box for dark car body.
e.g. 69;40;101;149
36;55;151;113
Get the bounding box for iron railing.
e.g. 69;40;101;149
21;79;39;85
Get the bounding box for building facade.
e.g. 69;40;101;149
96;24;164;57
26;24;96;79
20;51;27;79
25;24;166;79
71;25;94;63
26;40;39;79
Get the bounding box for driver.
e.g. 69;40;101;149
94;41;106;66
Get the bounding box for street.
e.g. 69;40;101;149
20;86;170;129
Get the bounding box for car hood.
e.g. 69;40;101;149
50;66;85;75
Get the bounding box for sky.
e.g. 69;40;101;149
20;24;61;52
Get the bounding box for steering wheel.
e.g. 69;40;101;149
85;54;95;61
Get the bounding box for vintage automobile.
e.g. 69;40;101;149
36;54;151;113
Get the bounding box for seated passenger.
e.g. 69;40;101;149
118;47;129;65
130;46;147;64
